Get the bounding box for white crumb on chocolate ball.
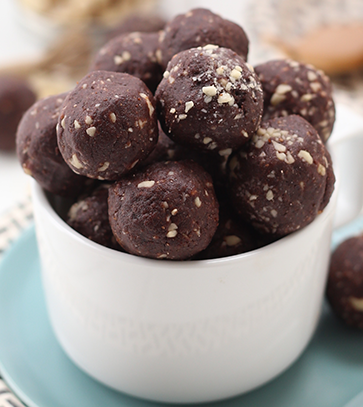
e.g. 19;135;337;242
228;115;335;236
108;160;219;260
155;45;263;152
57;71;158;181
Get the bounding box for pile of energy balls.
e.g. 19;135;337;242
16;8;336;262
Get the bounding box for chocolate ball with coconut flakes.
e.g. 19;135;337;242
16;93;89;197
0;76;36;150
327;235;363;330
57;70;158;181
155;45;263;152
157;8;249;70
108;160;219;260
228;115;335;236
67;185;121;250
255;59;335;143
90;32;163;93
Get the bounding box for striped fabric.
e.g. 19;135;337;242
0;198;33;260
0;197;33;407
0;379;25;407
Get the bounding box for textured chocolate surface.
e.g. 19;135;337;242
195;200;262;259
228;115;335;236
255;59;335;143
0;76;36;150
140;124;230;196
67;185;121;250
139;123;177;167
16;93;89;197
155;45;263;152
90;32;163;93
158;8;249;69
57;70;158;180
327;235;363;329
108;160;219;260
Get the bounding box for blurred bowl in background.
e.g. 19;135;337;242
248;0;363;75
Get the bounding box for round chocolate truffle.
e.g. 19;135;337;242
106;14;166;41
228;115;335;236
155;45;263;152
158;8;249;69
90;32;163;93
108;160;219;260
254;59;335;143
16;93;88;197
327;235;363;329
0;76;36;150
57;70;158;181
67;185;120;250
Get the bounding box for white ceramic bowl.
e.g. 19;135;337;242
31;129;363;404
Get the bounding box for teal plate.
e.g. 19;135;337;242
1;225;363;407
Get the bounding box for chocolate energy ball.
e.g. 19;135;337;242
108;160;219;260
255;59;335;143
155;45;263;152
106;14;166;41
16;93;89;197
90;32;163;93
327;235;363;329
67;185;120;250
0;76;36;150
57;70;158;181
157;8;249;69
228;115;335;236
